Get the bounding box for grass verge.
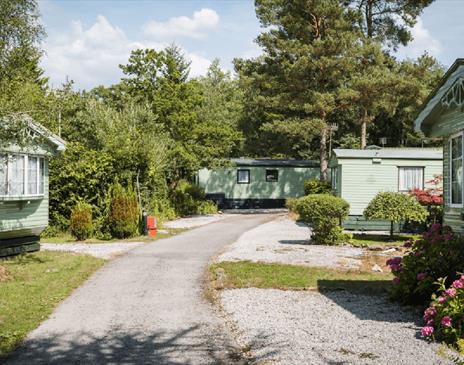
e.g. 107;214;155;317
210;261;393;295
0;251;105;358
349;233;420;247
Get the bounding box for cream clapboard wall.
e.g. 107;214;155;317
336;158;443;216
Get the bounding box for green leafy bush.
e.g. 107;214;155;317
285;198;298;213
69;202;93;241
388;224;464;305
364;192;428;238
296;194;350;245
171;180;217;216
421;276;464;346
303;179;332;195
108;183;140;239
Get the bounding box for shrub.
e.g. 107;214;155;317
285;198;298;213
171;180;217;216
364;192;428;238
410;175;444;228
108;183;140;239
304;179;332;195
296;194;350;245
421;276;464;346
69;202;93;241
388;224;464;305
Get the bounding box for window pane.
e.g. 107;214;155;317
266;169;278;182
39;158;44;194
399;167;423;191
9;155;25;196
451;135;463;204
237;170;250;183
0;154;7;195
28;157;38;195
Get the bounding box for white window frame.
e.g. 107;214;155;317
450;131;464;208
0;153;45;199
331;167;338;190
237;169;250;184
398;166;424;192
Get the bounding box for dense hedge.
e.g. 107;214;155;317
108;183;140;239
303;179;332;195
296;194;349;245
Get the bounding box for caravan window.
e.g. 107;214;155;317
0;154;45;198
450;133;463;206
237;169;250;184
398;167;424;192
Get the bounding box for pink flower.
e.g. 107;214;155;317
431;223;441;231
386;257;402;266
443;233;453;241
445;288;457;298
421;326;434;337
427;319;434;326
423;306;437;321
392;277;400;285
417;272;427;281
452;280;464;289
441;316;452;327
438;296;447;304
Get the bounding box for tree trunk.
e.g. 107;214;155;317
320;125;328;181
360;108;368;149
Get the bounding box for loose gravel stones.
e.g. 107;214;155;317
221;288;457;365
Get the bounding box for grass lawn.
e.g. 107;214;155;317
349;233;420;247
40;227;188;244
210;261;393;295
0;251;105;358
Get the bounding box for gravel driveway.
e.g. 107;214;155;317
221;288;456;365
40;242;144;259
218;216;363;269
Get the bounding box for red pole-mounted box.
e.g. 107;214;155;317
147;216;157;237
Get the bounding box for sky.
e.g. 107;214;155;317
38;0;464;90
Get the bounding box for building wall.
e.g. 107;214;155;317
335;157;443;216
198;166;320;200
0;145;51;240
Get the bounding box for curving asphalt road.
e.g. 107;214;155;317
6;214;276;365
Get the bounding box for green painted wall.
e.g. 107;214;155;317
0;159;49;240
198;166;320;199
332;156;443;216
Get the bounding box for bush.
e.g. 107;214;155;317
410;175;444;228
421;276;464;346
296;194;350;245
388;224;464;305
304;179;332;195
285;198;298;213
364;192;428;238
171;180;217;216
69;202;93;241
108;183;140;239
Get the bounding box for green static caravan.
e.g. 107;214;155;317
0;116;66;256
197;159;320;209
330;148;443;231
415;58;464;235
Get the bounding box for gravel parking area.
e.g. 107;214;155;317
218;216;363;269
221;288;455;365
40;242;144;259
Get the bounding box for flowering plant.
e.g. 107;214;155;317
409;175;443;227
421;276;464;345
388;224;464;305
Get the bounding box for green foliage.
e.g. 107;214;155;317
69;202;93;241
108;183;140;239
304;179;332;195
364;192;428;237
285;198;298;213
388;224;464;306
49;142;115;229
171;180;217;216
296;194;350;245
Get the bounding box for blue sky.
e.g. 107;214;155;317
38;0;462;90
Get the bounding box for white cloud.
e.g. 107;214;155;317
397;17;442;59
41;15;211;90
144;8;219;40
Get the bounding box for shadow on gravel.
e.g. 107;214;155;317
4;325;281;365
317;281;422;325
3;325;254;365
278;239;310;245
